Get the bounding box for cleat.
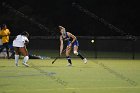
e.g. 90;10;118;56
22;63;29;67
83;58;87;64
67;63;72;66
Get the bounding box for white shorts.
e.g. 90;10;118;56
13;40;25;47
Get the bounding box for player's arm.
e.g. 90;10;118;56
0;31;2;36
25;39;29;45
24;37;29;46
60;35;63;56
5;29;10;36
67;32;76;46
7;29;10;36
0;29;10;37
0;34;8;37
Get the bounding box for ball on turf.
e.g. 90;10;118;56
91;40;94;43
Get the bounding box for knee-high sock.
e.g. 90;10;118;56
77;53;84;60
74;51;84;60
23;56;29;63
66;56;72;64
15;55;19;64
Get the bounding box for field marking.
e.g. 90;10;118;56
4;87;140;92
0;74;48;78
65;87;140;89
30;87;140;91
8;87;139;91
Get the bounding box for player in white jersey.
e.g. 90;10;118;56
13;31;29;67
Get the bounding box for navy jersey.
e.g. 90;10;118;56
62;32;79;47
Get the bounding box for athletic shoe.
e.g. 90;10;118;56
83;58;87;64
22;63;29;67
67;63;72;66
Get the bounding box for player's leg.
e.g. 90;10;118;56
5;43;10;59
14;47;20;66
66;46;72;66
19;47;29;67
73;42;87;64
73;46;83;59
0;44;4;53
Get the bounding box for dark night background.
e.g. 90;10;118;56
0;0;139;36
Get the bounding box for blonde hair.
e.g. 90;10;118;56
59;26;65;29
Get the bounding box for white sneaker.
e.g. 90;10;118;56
22;63;29;67
83;58;87;64
67;63;72;66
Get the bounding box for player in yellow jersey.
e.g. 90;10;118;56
0;24;11;58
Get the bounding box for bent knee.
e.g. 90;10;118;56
73;51;78;55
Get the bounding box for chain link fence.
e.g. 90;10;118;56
24;36;140;59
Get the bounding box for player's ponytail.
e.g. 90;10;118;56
21;31;29;37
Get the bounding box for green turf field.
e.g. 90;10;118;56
0;58;140;93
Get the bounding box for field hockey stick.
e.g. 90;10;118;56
52;48;67;64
